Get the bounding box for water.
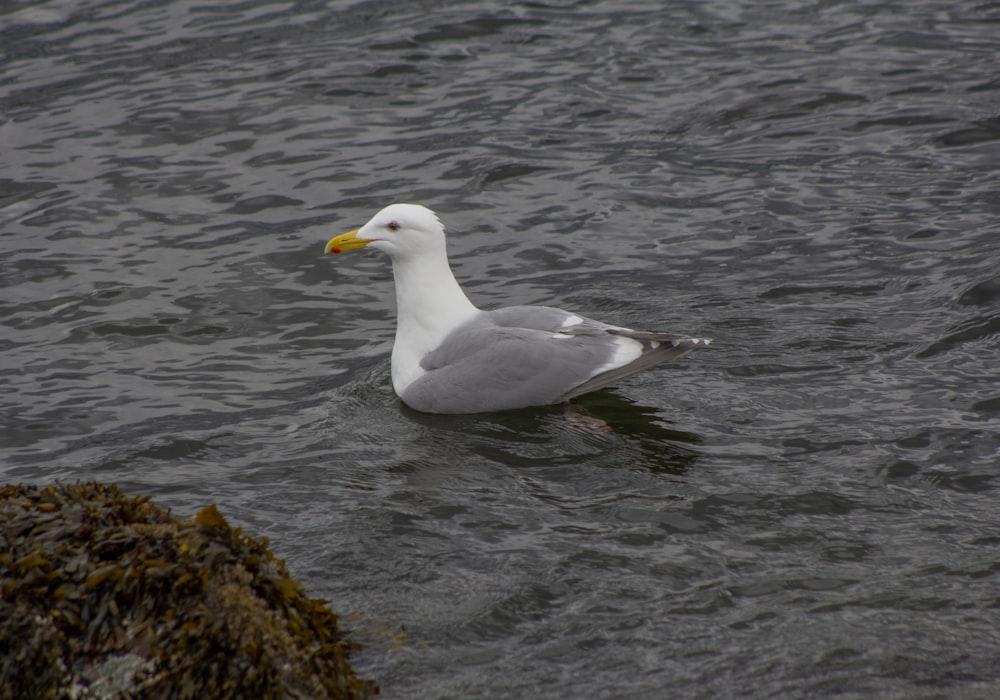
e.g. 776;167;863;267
3;1;1000;697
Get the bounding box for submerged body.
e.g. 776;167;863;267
325;203;710;414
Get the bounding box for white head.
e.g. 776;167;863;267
325;203;447;261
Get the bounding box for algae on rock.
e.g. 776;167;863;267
0;481;376;700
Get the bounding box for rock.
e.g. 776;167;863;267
0;481;377;699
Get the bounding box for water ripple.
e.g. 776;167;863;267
3;1;1000;697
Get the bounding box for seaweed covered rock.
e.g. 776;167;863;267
0;481;376;700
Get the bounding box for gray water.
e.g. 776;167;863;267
3;1;1000;697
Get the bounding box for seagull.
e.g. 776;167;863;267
324;204;710;414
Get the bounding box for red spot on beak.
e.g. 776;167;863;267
331;248;342;254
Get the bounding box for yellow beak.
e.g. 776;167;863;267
325;229;374;254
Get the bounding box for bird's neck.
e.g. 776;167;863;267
390;248;479;363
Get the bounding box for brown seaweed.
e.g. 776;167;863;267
0;481;377;699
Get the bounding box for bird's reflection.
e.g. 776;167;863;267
399;389;703;476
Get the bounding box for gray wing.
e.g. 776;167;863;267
400;305;709;413
401;314;616;413
493;307;711;402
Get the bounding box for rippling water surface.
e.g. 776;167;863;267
3;1;1000;697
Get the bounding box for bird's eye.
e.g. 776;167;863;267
387;221;400;231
